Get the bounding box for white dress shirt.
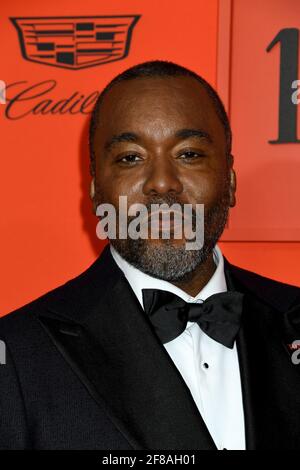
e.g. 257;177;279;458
110;243;246;450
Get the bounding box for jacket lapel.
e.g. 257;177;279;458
224;257;300;449
38;244;216;450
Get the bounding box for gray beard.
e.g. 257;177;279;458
108;184;231;283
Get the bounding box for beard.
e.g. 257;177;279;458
97;175;231;282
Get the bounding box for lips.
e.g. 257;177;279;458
141;210;192;233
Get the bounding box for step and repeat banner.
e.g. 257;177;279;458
0;0;299;315
0;0;218;315
219;0;300;241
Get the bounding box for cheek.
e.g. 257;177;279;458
95;170;143;208
184;172;228;206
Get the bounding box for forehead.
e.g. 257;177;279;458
95;76;225;143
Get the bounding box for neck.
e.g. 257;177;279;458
171;252;216;297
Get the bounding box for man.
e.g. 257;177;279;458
0;60;300;450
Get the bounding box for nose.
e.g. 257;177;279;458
142;157;183;196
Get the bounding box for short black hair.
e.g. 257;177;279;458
89;60;232;177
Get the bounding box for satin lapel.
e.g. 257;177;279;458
224;263;257;449
38;246;217;450
224;259;300;450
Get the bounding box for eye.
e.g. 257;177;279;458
178;151;205;161
117;154;142;165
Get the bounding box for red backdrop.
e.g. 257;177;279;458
1;0;299;317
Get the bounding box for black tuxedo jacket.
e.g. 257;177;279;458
1;243;300;450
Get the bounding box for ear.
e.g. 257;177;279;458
90;178;97;214
228;155;236;208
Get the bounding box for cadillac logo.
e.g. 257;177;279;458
10;15;140;70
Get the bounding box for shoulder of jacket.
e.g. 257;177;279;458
225;257;300;311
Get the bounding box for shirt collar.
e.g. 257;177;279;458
110;243;227;309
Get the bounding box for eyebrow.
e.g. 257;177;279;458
104;128;213;152
175;128;213;143
104;132;138;151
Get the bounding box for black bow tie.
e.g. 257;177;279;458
142;289;244;348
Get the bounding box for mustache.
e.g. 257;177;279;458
115;198;201;234
117;196;198;224
97;186;231;226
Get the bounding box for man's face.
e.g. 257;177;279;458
91;76;236;282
